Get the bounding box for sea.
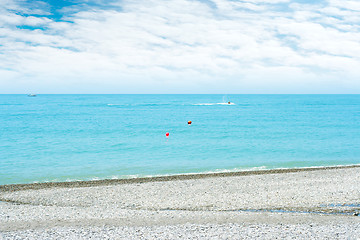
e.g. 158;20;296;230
1;94;359;185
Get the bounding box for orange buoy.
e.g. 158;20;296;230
188;121;192;125
166;132;169;137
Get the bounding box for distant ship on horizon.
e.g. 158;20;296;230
27;94;37;97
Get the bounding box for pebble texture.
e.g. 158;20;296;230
1;223;360;240
1;167;360;239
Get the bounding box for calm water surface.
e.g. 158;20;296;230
1;94;359;185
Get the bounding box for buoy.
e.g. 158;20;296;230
188;121;192;125
166;132;169;137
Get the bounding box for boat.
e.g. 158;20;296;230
27;94;37;97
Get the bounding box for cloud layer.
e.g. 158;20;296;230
0;0;359;93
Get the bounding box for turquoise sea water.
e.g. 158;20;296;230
1;94;360;185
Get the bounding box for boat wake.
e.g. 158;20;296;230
193;103;235;106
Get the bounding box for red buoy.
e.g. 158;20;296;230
188;121;192;125
166;132;169;137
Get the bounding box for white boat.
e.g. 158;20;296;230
27;94;37;97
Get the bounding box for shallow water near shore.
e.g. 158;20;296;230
1;94;360;185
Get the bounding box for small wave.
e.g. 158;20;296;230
193;103;215;106
107;103;173;107
28;167;268;184
107;104;127;106
88;164;358;181
97;166;270;180
200;166;267;174
0;103;24;106
25;164;360;185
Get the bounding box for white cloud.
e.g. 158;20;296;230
329;0;360;11
0;0;359;93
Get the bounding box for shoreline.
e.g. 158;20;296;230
1;165;359;238
1;164;360;192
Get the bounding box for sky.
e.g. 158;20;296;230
0;0;359;94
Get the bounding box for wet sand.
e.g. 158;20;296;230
1;165;360;239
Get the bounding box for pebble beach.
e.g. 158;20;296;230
1;166;360;239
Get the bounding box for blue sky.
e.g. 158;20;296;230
0;0;359;93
